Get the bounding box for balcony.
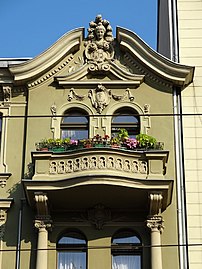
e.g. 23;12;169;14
23;147;173;216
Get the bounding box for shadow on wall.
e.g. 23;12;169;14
4;181;36;269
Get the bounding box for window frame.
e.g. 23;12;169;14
57;230;87;269
111;108;140;138
60;109;89;140
111;229;142;269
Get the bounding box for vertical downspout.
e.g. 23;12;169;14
170;0;189;268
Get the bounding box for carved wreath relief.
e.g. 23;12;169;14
84;15;114;71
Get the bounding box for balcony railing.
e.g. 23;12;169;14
31;147;169;181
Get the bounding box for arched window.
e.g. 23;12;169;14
61;109;89;140
111;108;140;138
112;230;142;269
57;230;87;269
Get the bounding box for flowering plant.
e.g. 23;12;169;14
125;138;138;149
36;131;162;151
69;139;78;145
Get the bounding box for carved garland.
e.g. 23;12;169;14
67;85;135;114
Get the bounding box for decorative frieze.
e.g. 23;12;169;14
49;155;147;175
124;53;173;89
27;54;74;88
67;84;135;112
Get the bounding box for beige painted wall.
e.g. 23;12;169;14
178;0;202;268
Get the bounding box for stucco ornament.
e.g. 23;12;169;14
87;204;111;230
89;84;111;113
85;14;114;71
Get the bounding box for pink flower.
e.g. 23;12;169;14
126;138;138;149
70;139;78;145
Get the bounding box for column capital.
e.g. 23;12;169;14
147;215;164;234
34;219;52;231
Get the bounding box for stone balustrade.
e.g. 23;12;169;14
31;148;169;181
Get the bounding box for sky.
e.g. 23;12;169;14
0;0;157;58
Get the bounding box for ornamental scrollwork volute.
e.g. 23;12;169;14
89;84;111;114
34;219;52;231
84;14;114;72
146;216;164;234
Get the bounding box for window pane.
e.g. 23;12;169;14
112;255;141;269
113;231;140;244
58;252;86;269
58;233;86;245
61;130;88;140
112;115;139;124
61;110;89;140
63;115;88;124
111;109;140;138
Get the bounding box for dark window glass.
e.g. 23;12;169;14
57;231;87;269
61;109;89;140
112;230;142;269
112;108;140;138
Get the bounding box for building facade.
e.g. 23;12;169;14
158;0;202;268
0;14;193;269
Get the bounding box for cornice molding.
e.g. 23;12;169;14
116;27;194;88
9;28;84;83
55;61;145;88
0;198;13;210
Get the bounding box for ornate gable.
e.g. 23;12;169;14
8;14;193;91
